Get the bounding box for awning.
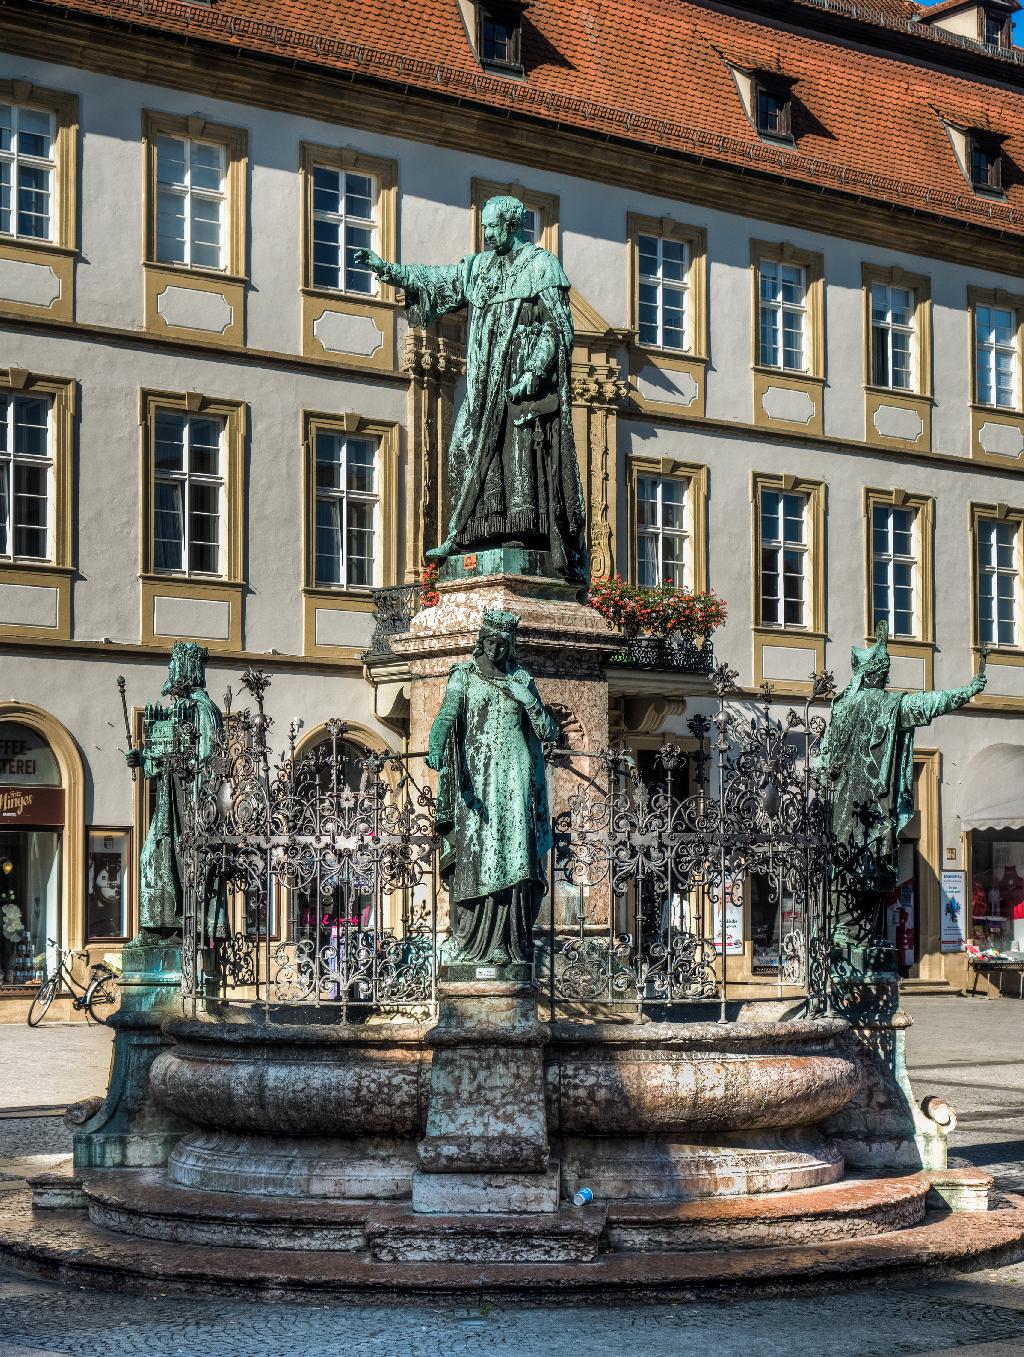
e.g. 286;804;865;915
958;743;1024;831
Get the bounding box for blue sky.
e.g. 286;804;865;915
916;0;1024;41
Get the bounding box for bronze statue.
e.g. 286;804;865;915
426;609;560;966
356;195;588;582
818;621;986;954
125;642;223;940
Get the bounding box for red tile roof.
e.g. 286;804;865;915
22;0;1024;240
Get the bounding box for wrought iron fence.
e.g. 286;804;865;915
177;665;839;1020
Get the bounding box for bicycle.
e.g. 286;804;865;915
26;940;122;1027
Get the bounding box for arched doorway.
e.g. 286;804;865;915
0;705;84;997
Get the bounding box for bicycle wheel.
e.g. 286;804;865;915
85;972;122;1025
27;975;59;1027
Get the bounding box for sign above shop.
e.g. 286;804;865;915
0;724;59;786
0;786;65;826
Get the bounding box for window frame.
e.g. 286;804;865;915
970;287;1024;414
0;80;77;254
140;390;245;584
628;213;708;359
969;133;1004;195
751;472;826;634
142;111;247;280
475;2;524;73
302;412;399;596
0;390;55;565
310;424;382;593
754;79;793;142
972;505;1024;653
627;457;707;595
750;241;825;380
301;143;397;302
864;489;934;646
862;264;932;398
151;409;228;580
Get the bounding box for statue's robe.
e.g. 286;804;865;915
139;687;222;932
396;243;588;582
432;659;559;963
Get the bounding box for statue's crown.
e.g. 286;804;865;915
480;608;520;638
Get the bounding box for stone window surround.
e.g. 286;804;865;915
142;109;247;280
0;366;74;642
863;486;936;691
969;500;1024;653
301;410;398;659
626;455;708;596
0;79;78;325
751;471;826;694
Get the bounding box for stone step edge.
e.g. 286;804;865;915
1;1190;1022;1299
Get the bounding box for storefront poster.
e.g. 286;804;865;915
941;870;966;953
887;880;915;969
86;830;130;940
713;884;744;955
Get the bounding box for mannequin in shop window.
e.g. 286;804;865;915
818;620;985;972
125;642;223;942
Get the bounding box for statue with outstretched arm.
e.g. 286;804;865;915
355;195;588;583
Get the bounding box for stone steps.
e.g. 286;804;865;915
70;1167;970;1261
1;1184;1023;1301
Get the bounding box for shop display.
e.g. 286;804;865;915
970;831;1024;951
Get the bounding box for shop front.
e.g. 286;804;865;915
958;743;1024;995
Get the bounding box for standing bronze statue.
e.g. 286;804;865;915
818;621;986;960
426;609;560;966
356;195;588;582
125;642;223;940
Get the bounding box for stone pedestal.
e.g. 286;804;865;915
73;942;191;1171
413;979;556;1214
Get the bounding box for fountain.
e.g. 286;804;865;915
2;194;1021;1298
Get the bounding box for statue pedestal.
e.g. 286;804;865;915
72;942;191;1171
390;571;620;768
413;979;557;1215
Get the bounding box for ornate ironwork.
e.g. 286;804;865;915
367;584;423;656
608;631;715;675
179;668;841;1020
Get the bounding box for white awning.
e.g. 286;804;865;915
958;743;1024;831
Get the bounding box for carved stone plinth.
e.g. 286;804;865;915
72;943;191;1171
414;979;556;1215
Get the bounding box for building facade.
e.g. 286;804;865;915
0;0;1023;1010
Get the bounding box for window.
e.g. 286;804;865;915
143;112;246;280
872;504;918;638
155;134;226;270
759;488;808;628
985;11;1009;47
313;430;379;589
871;283;915;390
975;304;1018;409
755;83;792;139
0;103;55;242
636;475;688;588
477;5;523;71
758;259;806;371
638;234;688;350
152;411;225;576
977;516;1020;648
311;166;376;295
0;393;51;560
970;136;1003;192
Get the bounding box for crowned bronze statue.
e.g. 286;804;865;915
818;621;986;968
125;642;223;941
356;195;588;583
426;609;560;966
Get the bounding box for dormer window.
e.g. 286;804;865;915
918;1;1018;50
756;83;792;140
477;3;523;73
970;134;1004;192
985;10;1011;46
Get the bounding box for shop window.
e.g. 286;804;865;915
970;831;1024;951
0;720;63;989
86;830;130;941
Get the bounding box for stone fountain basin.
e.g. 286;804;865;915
150;1010;858;1140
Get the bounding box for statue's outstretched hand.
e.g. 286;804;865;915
970;670;988;696
354;247;386;277
124;747;142;770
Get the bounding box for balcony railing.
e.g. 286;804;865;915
366;584;422;657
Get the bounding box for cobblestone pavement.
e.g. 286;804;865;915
0;997;1020;1355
